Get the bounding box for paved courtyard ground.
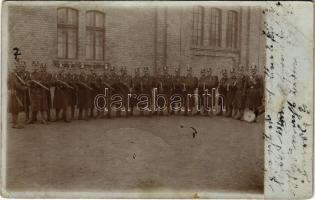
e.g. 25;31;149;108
5;115;264;198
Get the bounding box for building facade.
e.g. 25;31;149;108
5;2;266;77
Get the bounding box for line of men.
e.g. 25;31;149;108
9;60;264;129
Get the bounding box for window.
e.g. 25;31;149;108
226;10;238;49
86;11;105;60
57;8;78;59
208;8;222;47
192;6;204;46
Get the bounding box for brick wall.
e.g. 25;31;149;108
5;2;265;77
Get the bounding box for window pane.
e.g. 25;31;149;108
192;6;204;46
57;8;67;24
86;12;94;27
95;31;104;60
95;12;104;28
57;29;66;58
86;30;94;59
68;9;78;25
68;29;77;58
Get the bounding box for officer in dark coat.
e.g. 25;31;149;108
225;68;237;117
245;65;263;115
233;66;247;120
183;65;198;116
217;69;228;115
9;62;28;128
171;67;184;115
28;62;49;124
53;67;70;122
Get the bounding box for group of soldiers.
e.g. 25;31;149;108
9;60;264;129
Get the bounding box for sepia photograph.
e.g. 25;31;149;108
1;1;312;199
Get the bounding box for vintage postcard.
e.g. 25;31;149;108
0;1;313;199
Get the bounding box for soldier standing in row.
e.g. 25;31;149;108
119;66;133;117
245;65;263;117
28;63;49;124
171;67;183;115
9;62;28;128
67;67;77;120
225;68;237;117
140;67;153;116
196;69;207;115
53;67;70;122
131;68;141;116
183;66;198;116
40;64;53;121
217;69;228;116
19;61;31;123
233;66;247;120
205;68;218;115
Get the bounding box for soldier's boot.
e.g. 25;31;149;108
53;110;61;122
12;114;24;129
25;110;30;123
234;109;240;120
63;110;70;123
84;109;90;121
130;108;134;117
70;106;75;120
40;111;47;125
78;109;83;120
47;109;51;122
238;109;244;120
28;111;37;124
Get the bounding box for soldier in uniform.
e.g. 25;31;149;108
171;67;184;115
233;66;247;120
217;69;228;115
196;68;207;115
183;65;198;116
205;68;218;115
245;65;263;116
9;61;28;128
161;66;173;116
89;67;99;118
225;68;237;117
19;61;31;123
97;64;112;118
109;65;122;117
53;66;71;122
28;62;49;124
140;67;153;116
131;67;142;116
67;64;78;120
119;66;133;117
40;63;53;121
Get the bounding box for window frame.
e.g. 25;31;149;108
226;10;238;49
192;6;205;46
208;7;222;47
57;7;79;59
85;10;105;61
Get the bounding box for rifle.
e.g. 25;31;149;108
102;81;114;90
57;79;74;89
78;80;93;91
30;80;50;91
